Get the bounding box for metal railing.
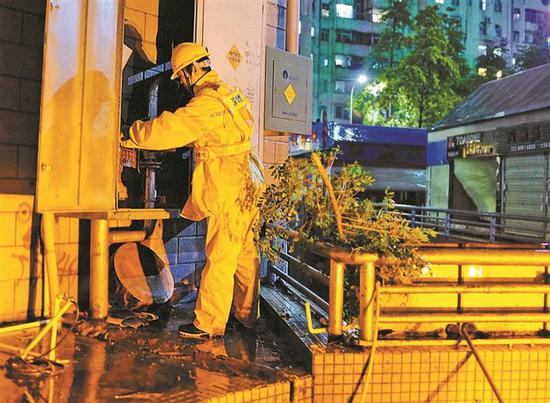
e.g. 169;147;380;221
391;203;550;243
269;236;550;345
269;232;550;403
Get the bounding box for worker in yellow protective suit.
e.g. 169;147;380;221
122;43;262;339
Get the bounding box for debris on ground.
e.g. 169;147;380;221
106;312;159;329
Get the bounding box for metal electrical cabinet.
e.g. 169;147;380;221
36;1;123;213
264;47;313;135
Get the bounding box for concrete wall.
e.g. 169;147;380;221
0;0;44;195
0;1;75;322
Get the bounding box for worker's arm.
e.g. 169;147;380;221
121;95;220;150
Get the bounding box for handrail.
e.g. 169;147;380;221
386;203;550;243
269;238;550;342
393;203;550;222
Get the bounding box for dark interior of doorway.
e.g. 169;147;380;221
119;0;195;210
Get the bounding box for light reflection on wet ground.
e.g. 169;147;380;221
0;301;306;402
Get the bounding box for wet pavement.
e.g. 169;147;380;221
0;299;307;402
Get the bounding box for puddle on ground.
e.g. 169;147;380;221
0;301;306;402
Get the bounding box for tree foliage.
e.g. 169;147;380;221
359;6;469;128
259;150;435;320
370;0;412;71
463;46;509;92
514;44;550;72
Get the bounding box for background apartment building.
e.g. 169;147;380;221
300;0;550;124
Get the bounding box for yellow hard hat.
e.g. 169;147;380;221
170;42;210;80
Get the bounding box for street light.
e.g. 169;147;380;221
349;74;368;124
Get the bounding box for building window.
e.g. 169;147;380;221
495;24;502;38
335;55;352;68
334;80;352;94
478;45;487;55
320;29;329;41
335;81;345;93
479;0;487;11
513;8;521;20
525;30;535;43
513;31;520;43
494;0;502;12
353;31;377;45
321;3;330;17
479;21;487;36
354;1;369;20
336;3;354;18
371;8;383;23
335;104;350;120
448;15;462;29
525;9;538;23
452;0;460;6
336;29;353;43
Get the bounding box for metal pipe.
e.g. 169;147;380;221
545;266;549;330
381;285;550;294
109;230;146;244
48;296;61;361
308;241;378;265
379;312;550;323
357;337;550;347
359;283;380;403
41;212;59;317
0;342;43;357
328;260;345;338
21;299;74;359
280;251;330;286
0;320;49;335
269;265;329;312
359;262;376;342
460;324;505;403
90;219;110;319
421;247;550;265
145;168;156;208
285;0;299;54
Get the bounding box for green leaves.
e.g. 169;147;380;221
259;150;434;320
360;5;468;128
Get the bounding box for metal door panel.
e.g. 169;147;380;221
195;0;265;153
503;154;546;234
36;0;123;212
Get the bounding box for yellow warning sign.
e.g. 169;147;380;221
226;44;242;71
284;83;296;105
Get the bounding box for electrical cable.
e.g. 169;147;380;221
348;282;380;403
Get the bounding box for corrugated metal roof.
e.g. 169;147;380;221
431;63;550;131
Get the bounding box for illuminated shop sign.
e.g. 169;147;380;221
447;132;495;159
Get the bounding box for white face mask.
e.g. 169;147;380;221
177;60;210;94
178;68;194;94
